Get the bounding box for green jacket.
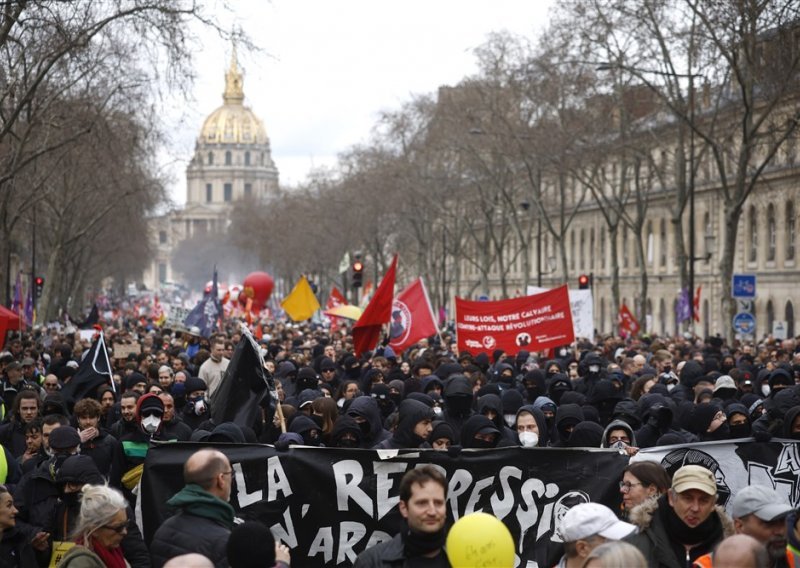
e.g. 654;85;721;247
57;546;109;568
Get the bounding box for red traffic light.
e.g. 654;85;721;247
35;277;43;285
352;261;363;272
578;274;590;289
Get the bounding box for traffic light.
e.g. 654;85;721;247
578;274;590;290
34;276;44;298
352;258;364;288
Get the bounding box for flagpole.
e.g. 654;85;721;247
239;322;285;433
419;279;446;348
99;332;115;393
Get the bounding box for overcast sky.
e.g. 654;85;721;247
160;0;554;206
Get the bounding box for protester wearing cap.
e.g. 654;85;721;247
712;375;738;401
715;485;793;567
182;377;210;430
555;502;637;568
625;465;733;567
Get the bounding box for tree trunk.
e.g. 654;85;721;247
720;202;743;341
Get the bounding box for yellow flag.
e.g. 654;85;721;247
281;276;321;321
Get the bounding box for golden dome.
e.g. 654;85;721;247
199;50;267;145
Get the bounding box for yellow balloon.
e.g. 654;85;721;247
446;512;515;568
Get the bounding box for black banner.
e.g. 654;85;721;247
141;444;627;567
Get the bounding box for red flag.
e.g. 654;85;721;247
353;255;398;356
388;278;438;354
693;285;702;323
618;303;640;338
326;286;347;310
326;286;347;332
254;323;263;341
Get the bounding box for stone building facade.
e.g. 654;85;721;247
142;53;279;290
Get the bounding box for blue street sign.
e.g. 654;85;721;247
478;294;490;302
732;274;756;299
733;312;756;335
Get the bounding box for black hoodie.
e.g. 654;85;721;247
514;405;548;447
551;403;584;447
476;394;516;445
460;415;501;449
374;399;434;449
330;416;363;448
346;396;391;448
442;375;474;444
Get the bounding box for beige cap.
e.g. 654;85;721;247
672;465;717;496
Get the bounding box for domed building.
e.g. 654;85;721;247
143;52;279;290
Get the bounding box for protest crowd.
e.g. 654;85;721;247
0;294;799;568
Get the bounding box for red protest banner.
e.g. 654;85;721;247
455;285;575;355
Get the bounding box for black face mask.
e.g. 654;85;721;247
357;420;371;436
446;396;472;416
336;437;360;449
729;423;751;438
706;422;730;441
388;393;402;406
61;492;81;507
302;430;321;447
471;438;496;449
310;414;324;429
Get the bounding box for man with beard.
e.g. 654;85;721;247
354;466;449;567
693;486;792;568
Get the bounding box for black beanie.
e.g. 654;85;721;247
227;521;276;568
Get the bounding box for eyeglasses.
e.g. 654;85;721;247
619;481;644;492
102;521;128;534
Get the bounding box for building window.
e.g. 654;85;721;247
206;184;212;203
787;201;796;261
207;152;213;165
589;228;595;270
660;219;667;267
158;263;167;284
224;183;232;202
767;204;776;261
579;229;585;270
622;227;629;268
600;228;606;270
767;300;775;333
749;205;758;262
244;183;252;197
570;230;575;270
158;231;167;244
245;151;251;166
659;298;666;336
646;221;653;266
225;151;232;166
787;300;795;337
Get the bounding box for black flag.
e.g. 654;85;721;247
77;304;99;329
61;332;114;403
210;331;271;428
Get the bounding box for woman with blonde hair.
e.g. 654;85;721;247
582;541;646;568
58;485;129;568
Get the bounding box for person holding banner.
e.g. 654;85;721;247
353;466;450;568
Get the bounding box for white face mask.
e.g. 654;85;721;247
589;365;600;374
504;414;516;428
761;385;771;397
667;383;677;392
142;415;161;433
337;398;345;409
432;406;443;416
519;431;539;448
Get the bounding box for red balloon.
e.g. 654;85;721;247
242;271;274;311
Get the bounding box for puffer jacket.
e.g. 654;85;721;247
623;495;734;568
149;483;235;568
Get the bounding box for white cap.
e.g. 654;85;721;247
557;503;637;542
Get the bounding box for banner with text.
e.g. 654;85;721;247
527;287;594;340
142;445;625;567
455;285;574;355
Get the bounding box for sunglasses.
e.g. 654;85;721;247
102;521;128;534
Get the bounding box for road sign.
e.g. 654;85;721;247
733;312;756;335
773;320;788;340
478;294;490;302
732;274;756;299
